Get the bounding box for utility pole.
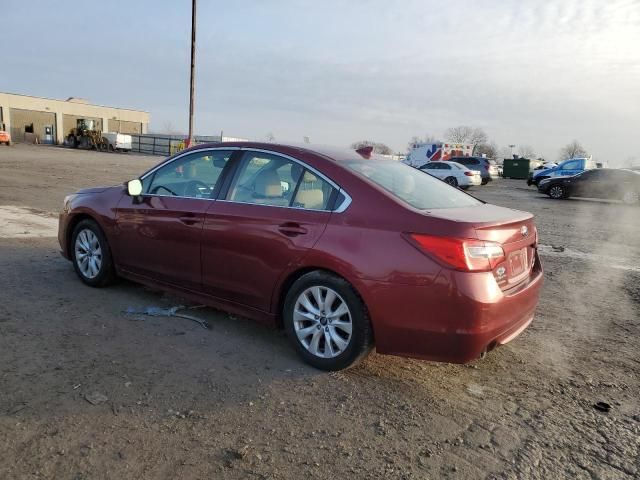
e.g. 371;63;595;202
187;0;196;147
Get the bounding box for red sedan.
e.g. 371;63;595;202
58;143;543;370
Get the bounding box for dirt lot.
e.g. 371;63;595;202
1;144;639;479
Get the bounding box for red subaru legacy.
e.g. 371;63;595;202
59;143;543;370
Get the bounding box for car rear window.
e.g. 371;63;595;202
344;159;482;210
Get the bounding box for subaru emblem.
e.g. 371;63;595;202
521;226;529;237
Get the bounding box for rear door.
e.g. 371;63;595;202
201;150;338;312
114;149;236;290
572;170;606;197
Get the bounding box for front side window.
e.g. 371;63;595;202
561;160;581;170
144;150;232;198
345;159;482;210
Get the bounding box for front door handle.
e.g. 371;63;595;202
278;222;308;237
179;214;200;226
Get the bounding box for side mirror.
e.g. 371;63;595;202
127;179;143;196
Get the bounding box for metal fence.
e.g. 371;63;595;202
130;134;246;157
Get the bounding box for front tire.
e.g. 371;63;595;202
283;271;373;371
481;178;489;185
548;185;567;199
71;219;116;287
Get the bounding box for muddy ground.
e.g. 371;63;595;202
0;144;638;479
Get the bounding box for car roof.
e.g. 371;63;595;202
190;141;368;163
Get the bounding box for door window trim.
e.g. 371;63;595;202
136;146;352;212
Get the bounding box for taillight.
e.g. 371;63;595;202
407;233;505;272
464;171;474;176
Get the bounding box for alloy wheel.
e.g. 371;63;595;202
293;286;353;358
549;185;564;199
74;228;103;279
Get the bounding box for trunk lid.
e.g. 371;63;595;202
425;204;537;288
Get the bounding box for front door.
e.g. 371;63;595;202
113;149;235;290
201;150;336;312
555;159;583;178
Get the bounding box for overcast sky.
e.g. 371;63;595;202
2;0;639;163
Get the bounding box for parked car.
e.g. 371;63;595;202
497;164;503;177
418;161;482;189
527;157;596;186
59;142;543;370
448;156;499;184
102;132;132;152
537;168;640;204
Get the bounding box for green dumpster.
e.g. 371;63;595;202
502;158;540;179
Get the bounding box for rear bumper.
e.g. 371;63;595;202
361;252;543;363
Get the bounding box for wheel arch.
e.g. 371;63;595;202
66;213;106;258
273;266;371;333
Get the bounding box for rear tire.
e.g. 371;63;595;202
71;219;117;287
445;176;458;187
283;271;373;371
481;178;489;185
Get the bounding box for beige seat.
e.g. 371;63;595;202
295;172;324;209
252;169;286;205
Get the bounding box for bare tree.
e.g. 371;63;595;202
559;140;588;160
474;142;498;159
444;126;487;146
351;140;393;155
265;132;276;142
517;145;536;159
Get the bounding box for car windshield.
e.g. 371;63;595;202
344;159;482;210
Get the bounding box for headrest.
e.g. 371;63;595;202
302;171;318;183
254;169;282;197
295;189;324;209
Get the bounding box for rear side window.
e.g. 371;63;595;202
455;158;479;165
226;152;336;211
227;152;303;207
292;171;335;210
345;159;482;210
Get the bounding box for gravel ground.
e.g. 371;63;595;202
1;144;638;479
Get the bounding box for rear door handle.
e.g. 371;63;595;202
278;222;308;237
